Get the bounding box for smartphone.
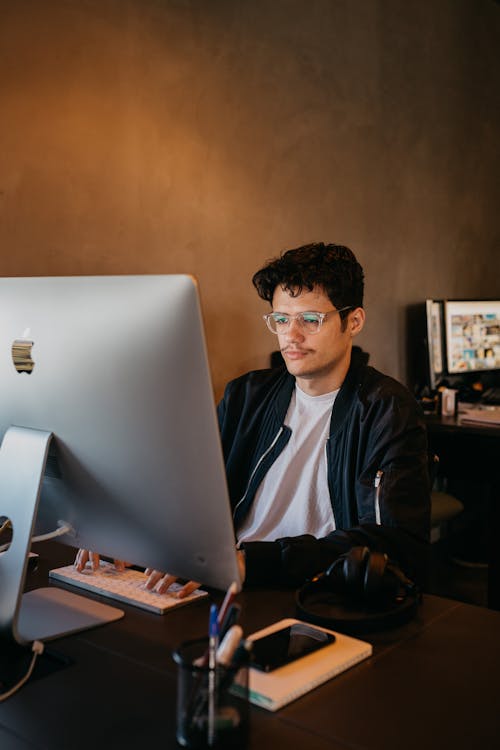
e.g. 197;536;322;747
250;622;336;672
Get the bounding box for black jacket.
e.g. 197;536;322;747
217;353;431;587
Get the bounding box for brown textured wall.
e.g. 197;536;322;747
1;0;499;399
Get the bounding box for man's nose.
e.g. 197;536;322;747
284;318;305;341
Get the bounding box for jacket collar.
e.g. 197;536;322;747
329;349;366;435
271;369;296;423
272;348;366;433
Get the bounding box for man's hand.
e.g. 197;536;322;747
74;549;129;573
75;546;245;596
146;547;246;597
144;569;200;598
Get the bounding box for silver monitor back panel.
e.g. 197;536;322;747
0;275;241;591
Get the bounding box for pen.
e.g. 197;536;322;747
217;637;253;699
195;581;239;669
219;602;241;641
208;603;219;747
216;624;244;666
217;581;238;629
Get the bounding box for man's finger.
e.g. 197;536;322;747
155;574;177;594
144;569;164;590
177;581;201;599
74;548;89;572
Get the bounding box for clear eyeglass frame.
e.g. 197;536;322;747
263;306;352;335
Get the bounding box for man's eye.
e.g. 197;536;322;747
273;315;289;324
302;314;321;324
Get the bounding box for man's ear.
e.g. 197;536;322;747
349;307;365;337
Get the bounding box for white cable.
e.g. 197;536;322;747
31;521;73;543
0;640;44;702
0;520;73;553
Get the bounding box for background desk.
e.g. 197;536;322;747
0;542;499;750
425;413;500;609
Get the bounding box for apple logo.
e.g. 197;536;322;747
12;334;35;374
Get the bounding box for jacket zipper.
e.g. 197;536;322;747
233;426;284;522
325;441;336;527
374;470;384;525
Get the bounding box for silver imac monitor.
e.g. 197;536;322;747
0;275;241;654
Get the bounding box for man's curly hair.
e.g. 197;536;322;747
252;242;364;323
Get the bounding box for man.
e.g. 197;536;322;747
218;242;430;588
77;242;430;592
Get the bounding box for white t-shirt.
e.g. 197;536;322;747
237;385;338;543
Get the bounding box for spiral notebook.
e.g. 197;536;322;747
234;618;372;711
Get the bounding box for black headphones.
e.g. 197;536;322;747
296;546;420;634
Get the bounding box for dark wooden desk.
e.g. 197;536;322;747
0;542;499;750
425;413;500;609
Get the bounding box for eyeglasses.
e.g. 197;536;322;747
263;307;352;335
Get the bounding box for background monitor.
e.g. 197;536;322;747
425;299;445;390
405;299;445;394
443;299;500;375
0;275;241;648
406;299;500;397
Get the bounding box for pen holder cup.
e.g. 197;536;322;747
173;637;249;749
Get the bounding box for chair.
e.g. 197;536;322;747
429;454;464;543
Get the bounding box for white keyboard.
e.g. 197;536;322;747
49;562;208;614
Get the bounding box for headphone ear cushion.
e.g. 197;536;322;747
323;547;413;607
363;551;388;604
343;546;370;601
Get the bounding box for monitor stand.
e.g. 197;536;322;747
0;426;123;675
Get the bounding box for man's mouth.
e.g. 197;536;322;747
282;348;310;359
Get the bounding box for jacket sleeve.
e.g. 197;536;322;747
241;522;429;589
